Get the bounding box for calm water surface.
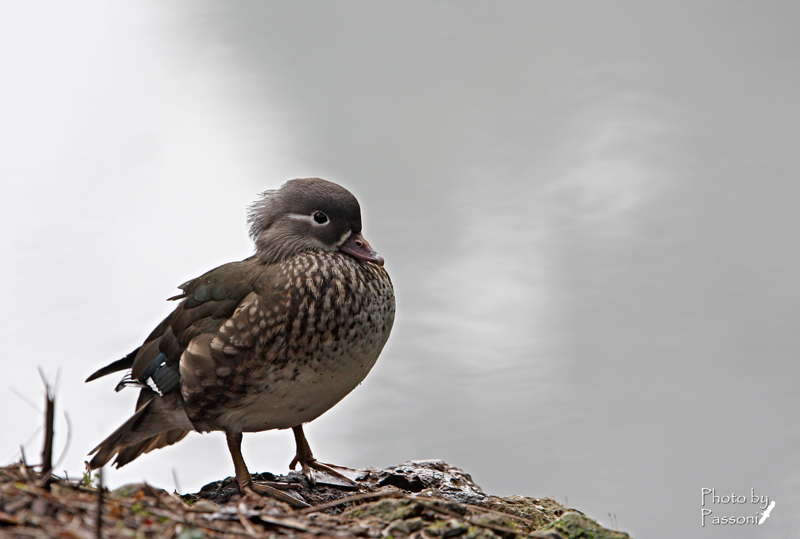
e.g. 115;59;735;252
2;3;799;538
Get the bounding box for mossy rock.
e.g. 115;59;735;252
343;497;427;521
478;495;570;528
544;512;631;539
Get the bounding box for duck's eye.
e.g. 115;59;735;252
313;211;328;224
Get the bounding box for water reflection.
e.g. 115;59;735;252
2;4;800;539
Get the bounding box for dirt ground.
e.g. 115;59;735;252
0;457;634;539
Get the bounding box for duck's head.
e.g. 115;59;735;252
247;178;384;266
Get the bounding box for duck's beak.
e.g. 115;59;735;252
338;232;384;266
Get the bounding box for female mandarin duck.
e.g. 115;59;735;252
86;178;395;507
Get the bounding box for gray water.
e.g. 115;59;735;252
2;3;799;538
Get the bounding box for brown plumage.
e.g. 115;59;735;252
86;178;395;506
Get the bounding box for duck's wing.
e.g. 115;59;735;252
86;257;262;469
86;258;260;394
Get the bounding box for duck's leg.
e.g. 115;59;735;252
289;425;360;488
225;431;309;507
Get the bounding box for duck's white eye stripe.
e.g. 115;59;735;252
287;213;314;222
335;230;352;247
287;212;329;226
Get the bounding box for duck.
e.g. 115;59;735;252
85;178;395;506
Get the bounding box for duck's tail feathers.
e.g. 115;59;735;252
87;391;190;469
85;348;139;383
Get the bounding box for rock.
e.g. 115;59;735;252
0;459;631;538
187;459;630;538
544;512;632;539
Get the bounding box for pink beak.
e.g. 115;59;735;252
338;232;384;266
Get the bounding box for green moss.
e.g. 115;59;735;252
544;512;631;539
426;519;449;532
478;495;567;528
343;498;425;522
130;502;151;517
471;512;518;530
